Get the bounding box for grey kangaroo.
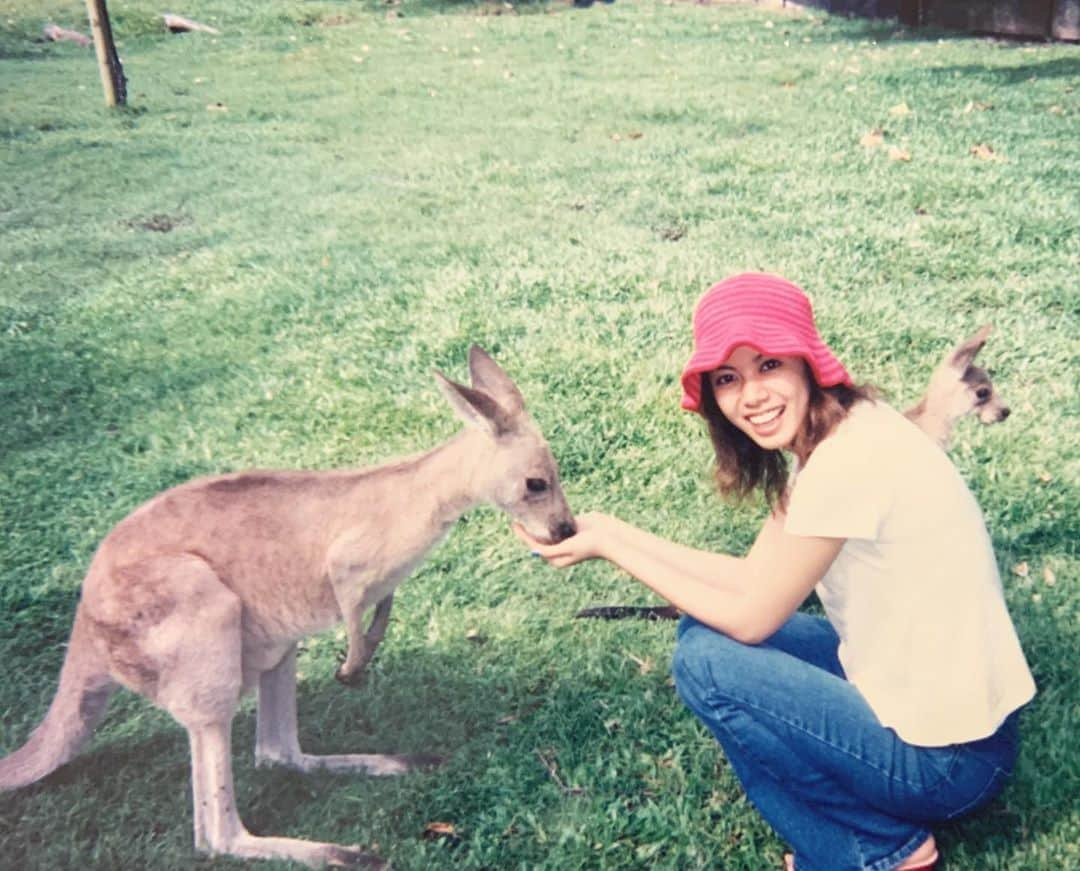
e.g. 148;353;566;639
0;346;576;868
903;324;1009;449
577;325;1010;622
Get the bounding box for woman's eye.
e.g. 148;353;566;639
526;478;548;494
761;358;782;373
712;373;734;388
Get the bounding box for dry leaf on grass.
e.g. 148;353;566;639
889;101;911;117
860;129;885;148
1042;566;1056;587
888;146;911;162
422;822;460;844
971;143;1002;161
1012;561;1029;578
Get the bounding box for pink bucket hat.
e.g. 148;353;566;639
680;272;853;413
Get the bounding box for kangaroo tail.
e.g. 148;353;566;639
574;604;682;621
0;608;115;790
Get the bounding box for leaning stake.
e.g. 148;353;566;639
85;0;126;106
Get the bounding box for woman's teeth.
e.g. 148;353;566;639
748;408;782;425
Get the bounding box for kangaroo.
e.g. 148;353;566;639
576;326;1010;622
903;324;1009;449
0;345;576;868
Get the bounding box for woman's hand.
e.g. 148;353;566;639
512;511;613;568
515;506;842;643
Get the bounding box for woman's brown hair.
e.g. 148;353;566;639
698;366;877;510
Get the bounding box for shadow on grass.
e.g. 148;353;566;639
0;583;80;646
1000;514;1077;560
0;334;121;457
0;634;655;853
926;56;1080;85
348;0;559;17
0;255;249;459
0;631;1067;868
0;44;58;62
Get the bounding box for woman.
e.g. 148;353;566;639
514;273;1035;871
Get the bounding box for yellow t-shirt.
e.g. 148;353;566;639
785;400;1035;747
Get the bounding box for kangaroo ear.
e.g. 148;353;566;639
467;346;525;416
434;372;514;436
946;324;991;372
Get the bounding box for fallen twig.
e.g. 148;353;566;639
534;748;586;795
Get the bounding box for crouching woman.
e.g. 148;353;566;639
514;273;1035;870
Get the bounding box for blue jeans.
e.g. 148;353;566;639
672;614;1020;871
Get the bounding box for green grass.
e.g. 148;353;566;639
1;0;1077;867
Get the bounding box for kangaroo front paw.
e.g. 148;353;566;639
335;662;368;687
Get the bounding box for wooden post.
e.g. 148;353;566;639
85;0;126;106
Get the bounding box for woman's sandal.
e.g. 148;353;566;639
900;851;939;870
783;847;939;870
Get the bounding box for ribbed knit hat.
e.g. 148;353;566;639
680;273;852;413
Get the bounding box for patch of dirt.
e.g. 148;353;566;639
127;213;188;233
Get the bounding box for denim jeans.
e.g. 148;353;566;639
672;613;1020;871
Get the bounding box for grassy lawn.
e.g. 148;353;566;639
1;0;1076;867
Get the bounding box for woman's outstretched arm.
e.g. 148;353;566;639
514;511;843;644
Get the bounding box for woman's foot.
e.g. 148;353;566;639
898;835;938;869
782;835;937;871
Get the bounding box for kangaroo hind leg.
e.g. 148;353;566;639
257;645;442;776
104;554;383;868
191;718;385;867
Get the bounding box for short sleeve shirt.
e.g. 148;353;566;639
785;401;1035;746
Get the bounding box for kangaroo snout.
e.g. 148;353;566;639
551;519;577;543
978;404;1010;425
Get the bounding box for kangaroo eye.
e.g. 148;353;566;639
526;478;548;494
975;387;991;402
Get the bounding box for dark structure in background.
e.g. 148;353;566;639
794;1;1080;41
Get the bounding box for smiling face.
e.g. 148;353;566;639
708;346;812;451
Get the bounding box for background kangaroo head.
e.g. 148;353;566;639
435;346;577;544
929;325;1010;426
